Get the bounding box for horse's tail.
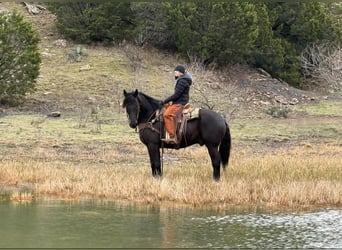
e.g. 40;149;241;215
219;122;231;169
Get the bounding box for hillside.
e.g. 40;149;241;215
1;2;340;119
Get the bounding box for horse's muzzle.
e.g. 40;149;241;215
129;121;137;129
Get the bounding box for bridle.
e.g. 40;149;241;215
127;95;160;134
127;96;140;127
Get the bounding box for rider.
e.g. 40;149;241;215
161;64;192;144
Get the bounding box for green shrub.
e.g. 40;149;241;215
68;46;88;62
0;11;41;105
164;2;259;64
48;2;135;44
266;106;292;118
263;3;342;86
132;3;174;49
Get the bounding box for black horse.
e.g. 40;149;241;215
122;89;231;180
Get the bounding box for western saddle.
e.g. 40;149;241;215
159;103;200;145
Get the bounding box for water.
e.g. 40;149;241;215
0;200;341;248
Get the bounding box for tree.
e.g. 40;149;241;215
164;2;207;57
271;3;341;49
0;11;41;105
252;2;342;86
48;2;136;44
132;2;174;49
247;4;285;79
301;44;342;91
164;2;259;65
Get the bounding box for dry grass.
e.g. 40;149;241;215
1;142;341;209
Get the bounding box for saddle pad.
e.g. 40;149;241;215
183;108;200;120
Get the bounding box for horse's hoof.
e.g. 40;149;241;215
153;174;163;179
214;176;220;182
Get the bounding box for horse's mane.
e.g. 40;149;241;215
138;92;161;111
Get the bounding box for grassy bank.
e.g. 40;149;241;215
0;109;341;210
1;143;341;209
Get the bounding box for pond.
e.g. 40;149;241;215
0;200;341;248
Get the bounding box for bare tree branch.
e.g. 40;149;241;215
301;44;342;91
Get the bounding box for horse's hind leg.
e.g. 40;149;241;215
206;145;221;181
147;144;162;177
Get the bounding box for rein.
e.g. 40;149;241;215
135;95;161;134
138;122;159;134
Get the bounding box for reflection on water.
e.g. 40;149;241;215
191;209;342;248
0;199;341;248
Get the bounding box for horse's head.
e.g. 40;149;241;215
123;89;140;129
123;89;163;129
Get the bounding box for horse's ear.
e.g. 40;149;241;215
134;89;138;97
123;90;127;96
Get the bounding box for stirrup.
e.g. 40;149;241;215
161;137;177;144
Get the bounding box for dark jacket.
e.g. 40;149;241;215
163;72;192;105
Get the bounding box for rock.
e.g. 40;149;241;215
53;39;67;48
209;82;221;89
41;52;52;57
289;98;299;105
257;68;271;77
274;95;288;105
0;8;10;14
47;111;61;118
23;2;46;15
260;101;271;105
80;64;92;72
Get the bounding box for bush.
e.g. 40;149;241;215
48;2;135;44
0;11;41;105
266;106;292;118
162;2;341;86
132;3;175;49
301;44;342;91
263;3;342;86
164;2;259;64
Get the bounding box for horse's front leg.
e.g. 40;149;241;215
147;143;162;177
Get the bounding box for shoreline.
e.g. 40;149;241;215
1;142;341;211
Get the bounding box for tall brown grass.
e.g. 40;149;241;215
1;143;341;209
